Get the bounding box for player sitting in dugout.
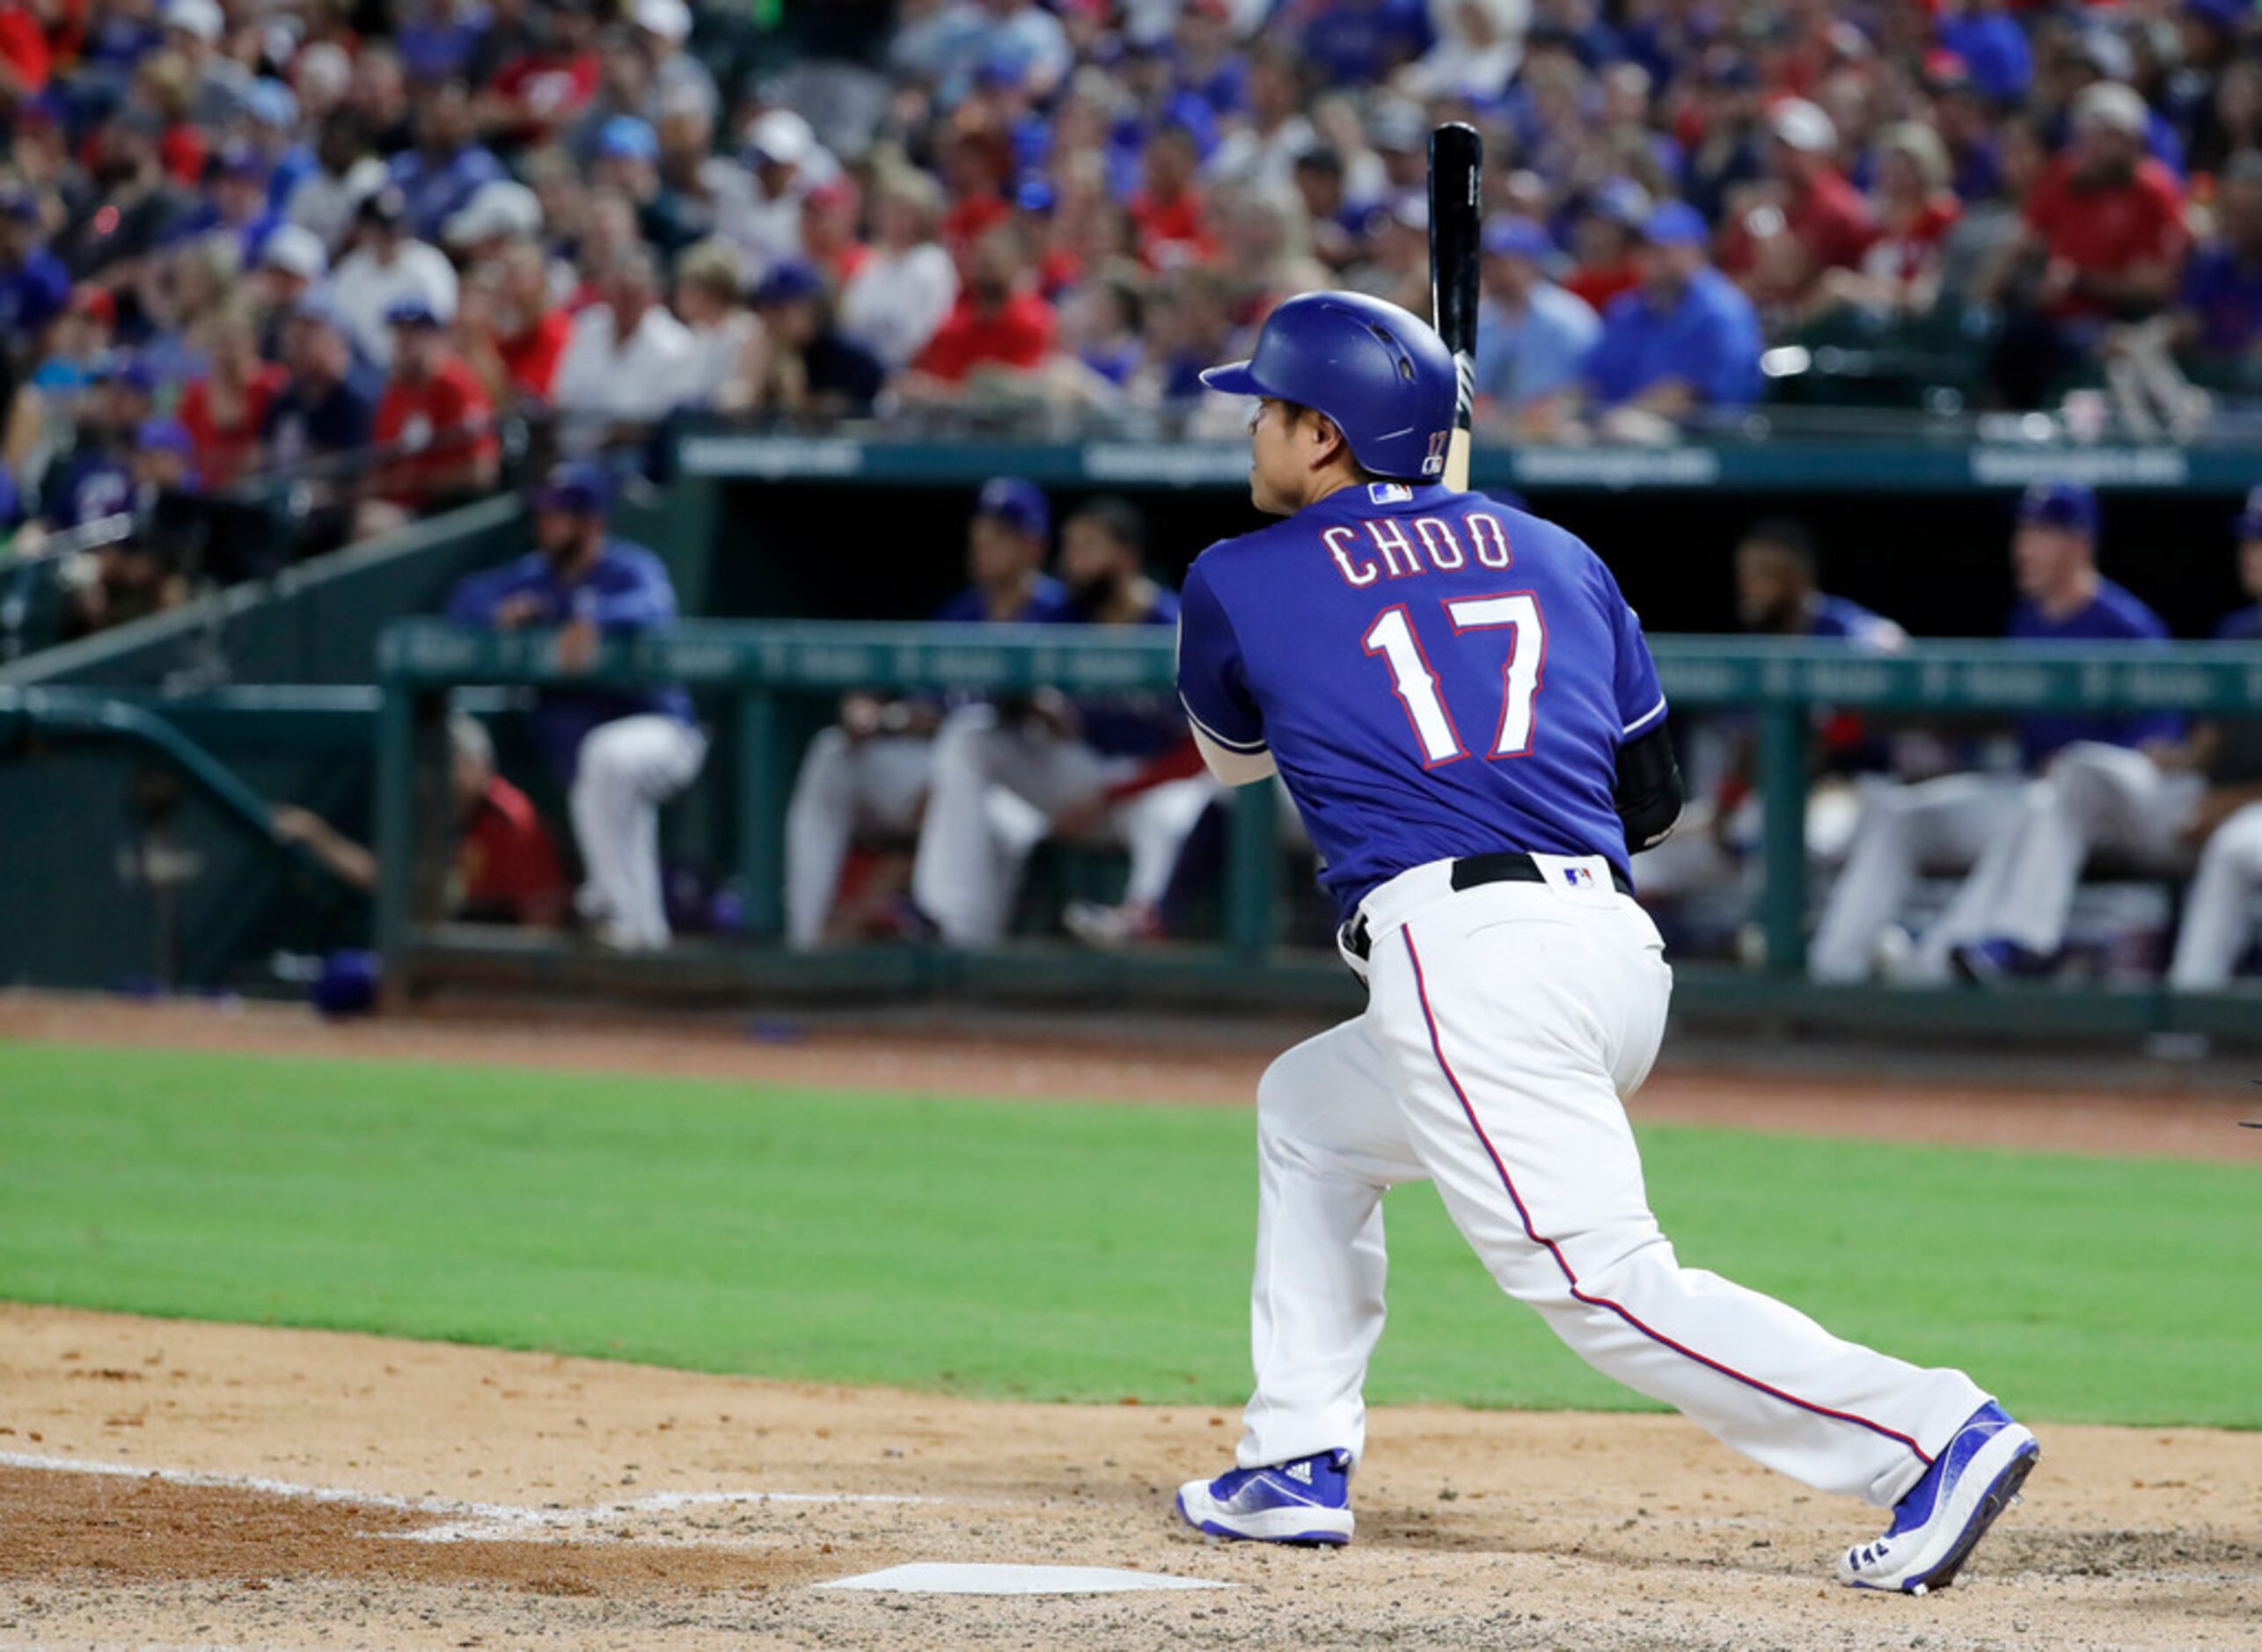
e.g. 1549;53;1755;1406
781;476;1072;949
1808;482;2181;984
1944;486;2262;993
907;494;1218;949
445;462;706;951
271;713;567;928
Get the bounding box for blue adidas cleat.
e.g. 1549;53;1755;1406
1175;1451;1355;1546
1840;1401;2039;1594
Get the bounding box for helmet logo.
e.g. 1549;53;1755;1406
1421;429;1449;477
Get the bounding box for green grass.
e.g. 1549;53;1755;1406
0;1042;2251;1428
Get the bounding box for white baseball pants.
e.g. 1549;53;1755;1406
911;704;1219;947
1809;774;2022;982
2170;800;2262;991
1916;742;2203;973
569;715;707;950
783;730;936;949
1246;858;1987;1507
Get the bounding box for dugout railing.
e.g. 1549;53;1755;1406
374;620;2262;1042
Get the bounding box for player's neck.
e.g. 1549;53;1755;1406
1300;471;1367;511
2035;568;2099;621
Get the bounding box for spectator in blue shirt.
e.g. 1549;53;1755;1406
0;189;70;354
388;80;507;244
1472;217;1600;438
1812;484;2180;983
46;355;155;531
1936;0;2032;106
444;462;706;951
1582;201;1764;424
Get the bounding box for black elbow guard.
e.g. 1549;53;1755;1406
1614;723;1684;854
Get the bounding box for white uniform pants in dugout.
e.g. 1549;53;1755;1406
1243;859;1987;1507
569;715;708;949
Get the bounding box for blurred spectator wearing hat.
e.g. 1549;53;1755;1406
177;303;284;489
194;142;283;265
783;474;1072;950
1813;482;2179;984
443;179;545;266
904;223;1058;395
553;244;699;444
360;296;499;540
672;238;768;415
444;460;706;952
1581;201;1764;431
1717;99;1876;322
160;0;250;128
0;186;69;357
753;259;885;420
273;713;569;931
253;223;327;323
1129;121;1217;269
1473;216;1600;438
458;235;573;413
839;170;961;374
739;108;837;281
1982;81;2188;407
45;355;154;531
259;301;376;554
330;186;460;370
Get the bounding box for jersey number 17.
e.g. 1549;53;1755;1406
1362;594;1547;768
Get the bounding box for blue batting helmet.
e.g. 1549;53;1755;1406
1198;291;1458;481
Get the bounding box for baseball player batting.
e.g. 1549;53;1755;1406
1169;289;2038;1594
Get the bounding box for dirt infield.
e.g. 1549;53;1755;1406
3;993;2259;1648
4;1305;2258;1651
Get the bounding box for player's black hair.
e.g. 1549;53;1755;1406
1069;495;1146;554
1739;517;1817;576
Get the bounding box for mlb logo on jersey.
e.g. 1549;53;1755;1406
1367;482;1413;505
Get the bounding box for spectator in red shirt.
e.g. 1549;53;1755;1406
1129;121;1216;268
1717;99;1875;322
1986;82;2188;406
177;307;285;488
458;236;572;410
273;713;568;928
936;123;1013;270
361;297;500;538
904;224;1058;391
800;176;868;287
1563;179;1650;314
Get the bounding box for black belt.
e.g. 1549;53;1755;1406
1342;852;1634;962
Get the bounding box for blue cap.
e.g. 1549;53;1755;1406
2233;483;2262;539
753;259;824;305
92;352;158;393
2017;480;2098;536
531;460;613;516
1640;201;1710;248
1591;176;1652;228
596;114;659;162
136;417;194;457
1157;91;1220;159
1014;174;1057;215
975;48;1027;91
384;295;443;328
975;476;1050;540
1482;217;1555;260
210;141;265;179
0;186;40;224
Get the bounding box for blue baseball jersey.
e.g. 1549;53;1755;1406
446;537;694;783
2007;576;2179;766
2214;603;2262;643
1809;593;1905;652
1076;586;1187;760
1178;482;1664;920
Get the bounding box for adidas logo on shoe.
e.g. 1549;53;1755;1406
1285;1460;1313;1485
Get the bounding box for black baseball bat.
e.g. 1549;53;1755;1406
1427;121;1482;491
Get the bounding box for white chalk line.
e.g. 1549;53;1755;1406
1;1449;941;1546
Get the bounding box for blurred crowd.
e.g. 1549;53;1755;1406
8;0;2262;640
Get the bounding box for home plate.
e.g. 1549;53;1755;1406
816;1562;1230;1596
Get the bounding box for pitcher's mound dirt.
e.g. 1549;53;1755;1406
1;1305;2255;1651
